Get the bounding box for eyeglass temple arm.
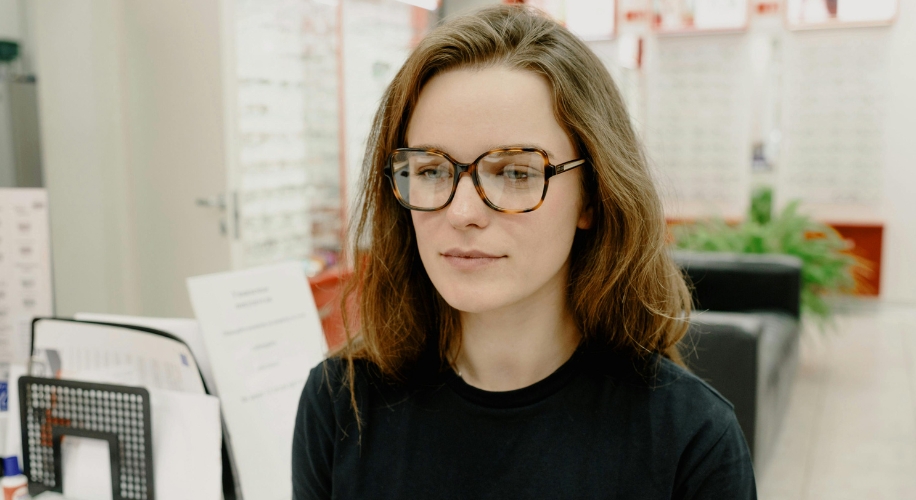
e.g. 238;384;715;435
555;158;586;174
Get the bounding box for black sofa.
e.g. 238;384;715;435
673;251;803;466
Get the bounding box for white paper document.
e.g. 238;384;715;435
54;389;222;500
74;313;218;396
61;436;113;500
30;319;206;394
0;189;54;365
149;389;222;500
187;261;327;500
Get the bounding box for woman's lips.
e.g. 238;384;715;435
441;249;505;270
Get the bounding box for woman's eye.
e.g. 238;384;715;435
506;168;527;180
500;165;532;180
415;165;450;179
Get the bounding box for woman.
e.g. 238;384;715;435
293;5;755;499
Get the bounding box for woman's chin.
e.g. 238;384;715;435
439;290;509;315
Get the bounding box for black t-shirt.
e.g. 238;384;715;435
292;345;756;499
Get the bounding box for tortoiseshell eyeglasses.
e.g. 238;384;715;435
383;147;586;213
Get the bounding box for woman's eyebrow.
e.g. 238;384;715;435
407;143;557;159
409;143;451;153
491;144;556;158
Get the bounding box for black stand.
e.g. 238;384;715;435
19;376;155;500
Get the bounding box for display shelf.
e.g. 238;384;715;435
785;0;898;30
652;0;749;35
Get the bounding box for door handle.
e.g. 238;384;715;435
195;194;228;236
195;195;226;210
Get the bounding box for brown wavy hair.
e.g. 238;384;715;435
338;5;690;405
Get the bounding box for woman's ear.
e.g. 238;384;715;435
577;202;594;230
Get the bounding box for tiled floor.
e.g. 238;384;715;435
757;301;916;500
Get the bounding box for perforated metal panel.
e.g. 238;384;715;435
19;376;155;500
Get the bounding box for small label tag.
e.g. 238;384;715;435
0;381;8;412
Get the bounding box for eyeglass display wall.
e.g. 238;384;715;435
643;34;752;218
779;28;887;210
571;0;905;297
578;0;893;224
229;0;429;270
342;0;420;219
236;0;898;265
233;0;344;268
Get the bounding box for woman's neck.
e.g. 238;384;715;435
453;282;581;392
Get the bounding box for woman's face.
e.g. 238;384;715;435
406;66;591;315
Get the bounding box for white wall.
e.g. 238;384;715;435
31;0;140;316
0;82;15;188
441;0;500;17
0;0;21;188
0;0;20;40
880;2;916;304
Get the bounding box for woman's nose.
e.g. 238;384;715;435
446;174;490;229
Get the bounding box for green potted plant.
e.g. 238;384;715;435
671;187;871;326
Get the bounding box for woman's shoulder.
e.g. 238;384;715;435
638;358;756;497
581;348;738;428
305;355;354;387
297;356;379;440
580;348;754;494
302;356;378;404
652;355;735;409
300;358;346;420
301;355;415;412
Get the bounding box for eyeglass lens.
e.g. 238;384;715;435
390;150;547;211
